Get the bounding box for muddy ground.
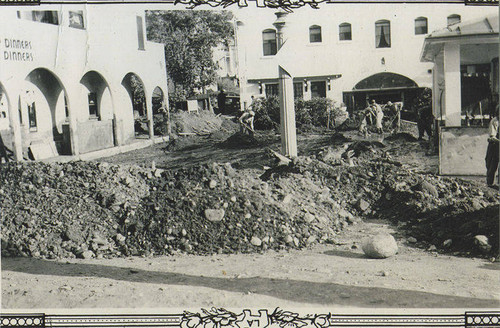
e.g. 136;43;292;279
2;117;499;309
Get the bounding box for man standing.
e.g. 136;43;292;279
485;106;499;187
371;99;384;134
417;104;433;141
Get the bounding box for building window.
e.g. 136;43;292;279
339;23;352;41
262;29;277;56
447;14;461;26
375;20;391;48
31;11;59;25
309;25;322;43
265;83;278;97
28;102;37;130
88;93;99;119
311;81;326;98
137;16;145;50
414;17;428;35
293;82;303;99
69;10;85;29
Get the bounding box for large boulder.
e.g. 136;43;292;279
361;233;398;259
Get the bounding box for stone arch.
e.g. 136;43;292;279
80;70;113;121
24;67;71;155
152;86;165;114
121;72;148;137
353;72;419;91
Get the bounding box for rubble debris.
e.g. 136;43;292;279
1;133;498;260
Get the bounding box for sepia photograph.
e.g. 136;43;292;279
0;0;499;320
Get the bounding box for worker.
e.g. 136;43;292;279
417;104;433;141
239;101;255;136
358;107;371;137
386;101;402;131
485;105;499;187
371;99;384;134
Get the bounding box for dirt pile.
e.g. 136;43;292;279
171;111;238;136
1;142;498;260
0;160;354;259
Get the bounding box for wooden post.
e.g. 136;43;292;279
278;66;297;157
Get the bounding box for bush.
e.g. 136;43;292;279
252;96;342;131
253;96;280;130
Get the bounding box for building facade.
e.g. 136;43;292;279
0;4;168;160
234;4;497;112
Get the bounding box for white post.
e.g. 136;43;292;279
443;43;461;127
279;66;297;157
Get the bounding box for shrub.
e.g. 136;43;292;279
252;96;280;130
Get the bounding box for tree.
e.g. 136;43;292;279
146;10;234;107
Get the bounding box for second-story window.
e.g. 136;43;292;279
414;17;428;35
309;25;322;43
69;10;85;29
339;22;352;41
262;29;277;56
375;20;391;48
31;11;59;25
137;16;145;50
447;14;461;26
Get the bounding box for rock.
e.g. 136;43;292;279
209;180;217;189
428;245;437;251
361;233;398;259
204;209;225;222
282;194;293;204
230;196;237;202
419;180;439;198
442;239;452;248
250;236;262;247
407;237;417;243
474;235;492;253
303;213;315;223
284;235;294;244
80;250;95;259
358;199;370;212
306;236;317;244
244;213;251;219
471;198;483;211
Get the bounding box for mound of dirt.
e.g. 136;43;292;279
1;144;498;260
171;111;235;136
384;132;419;142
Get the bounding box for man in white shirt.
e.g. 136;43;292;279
485;106;499;187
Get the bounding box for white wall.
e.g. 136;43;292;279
235;4;498;103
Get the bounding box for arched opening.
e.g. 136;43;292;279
0;82;13;162
80;71;112;121
152;86;165;114
152;86;169;136
121;73;148;138
24;68;70;156
343;72;424;118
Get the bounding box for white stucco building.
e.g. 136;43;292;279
0;4;168;160
234;4;497;112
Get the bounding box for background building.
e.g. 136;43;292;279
234;4;497;112
0;4;168;160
